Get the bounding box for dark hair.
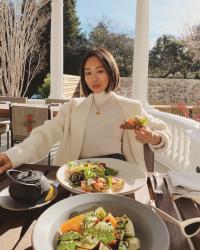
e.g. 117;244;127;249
80;48;120;96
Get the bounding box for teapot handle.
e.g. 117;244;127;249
6;169;23;183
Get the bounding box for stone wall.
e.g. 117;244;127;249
64;75;200;105
117;77;200;105
63;75;80;98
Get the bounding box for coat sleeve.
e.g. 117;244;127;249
4;101;74;168
138;102;172;153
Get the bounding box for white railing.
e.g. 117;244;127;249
148;109;200;173
28;99;45;104
26;100;200;172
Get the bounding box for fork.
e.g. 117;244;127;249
38;176;51;194
151;173;163;195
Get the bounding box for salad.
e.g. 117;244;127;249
120;116;148;130
65;161;125;193
56;207;141;250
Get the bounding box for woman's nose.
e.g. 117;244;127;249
92;73;98;82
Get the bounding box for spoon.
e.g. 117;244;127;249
147;204;200;238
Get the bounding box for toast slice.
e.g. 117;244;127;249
111;177;125;192
120;116;148;130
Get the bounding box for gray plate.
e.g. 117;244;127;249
32;193;170;250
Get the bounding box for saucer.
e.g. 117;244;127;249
0;185;58;211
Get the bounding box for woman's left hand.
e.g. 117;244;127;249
134;126;162;145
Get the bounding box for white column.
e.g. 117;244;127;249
132;0;150;109
50;0;64;98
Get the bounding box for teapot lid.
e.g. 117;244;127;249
16;170;43;184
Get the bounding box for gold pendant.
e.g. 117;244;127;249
96;111;100;115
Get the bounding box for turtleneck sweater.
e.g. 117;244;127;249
79;91;125;158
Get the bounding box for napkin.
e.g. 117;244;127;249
167;170;200;193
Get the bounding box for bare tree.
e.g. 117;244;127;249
0;0;50;96
183;24;200;61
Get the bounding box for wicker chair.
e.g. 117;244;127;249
10;105;51;165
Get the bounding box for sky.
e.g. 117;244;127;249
76;0;200;47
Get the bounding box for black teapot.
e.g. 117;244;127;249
7;169;51;203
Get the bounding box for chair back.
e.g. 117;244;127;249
10;105;50;145
0;96;27;103
45;98;69;105
0;122;9;135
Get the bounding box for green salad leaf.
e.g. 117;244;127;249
56;241;76;250
84;168;96;180
94;166;105;177
107;176;113;188
105;167;118;176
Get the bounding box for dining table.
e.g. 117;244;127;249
0;164;200;250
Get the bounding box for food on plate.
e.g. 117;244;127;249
56;207;141;250
65;161;125;193
120;116;148;130
60;214;85;234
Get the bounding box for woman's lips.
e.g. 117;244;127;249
92;84;101;89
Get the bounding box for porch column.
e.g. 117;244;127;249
50;0;64;98
132;0;150;109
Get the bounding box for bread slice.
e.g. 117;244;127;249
111;177;125;192
120;116;147;130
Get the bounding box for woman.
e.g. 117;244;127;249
0;48;171;174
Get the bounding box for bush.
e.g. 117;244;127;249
38;73;50;98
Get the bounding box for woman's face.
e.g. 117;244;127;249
84;56;109;94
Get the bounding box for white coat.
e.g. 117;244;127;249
6;93;171;171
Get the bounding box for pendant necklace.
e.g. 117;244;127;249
93;95;112;115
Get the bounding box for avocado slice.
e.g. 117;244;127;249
124;219;135;237
60;231;81;241
125;237;141;250
76;235;99;249
56;240;77;250
95;207;107;220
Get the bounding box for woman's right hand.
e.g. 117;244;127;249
0;154;12;174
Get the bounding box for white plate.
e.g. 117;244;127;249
0;185;57;211
32;193;170;250
56;158;147;195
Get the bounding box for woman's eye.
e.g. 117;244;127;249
85;72;91;76
97;70;104;74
